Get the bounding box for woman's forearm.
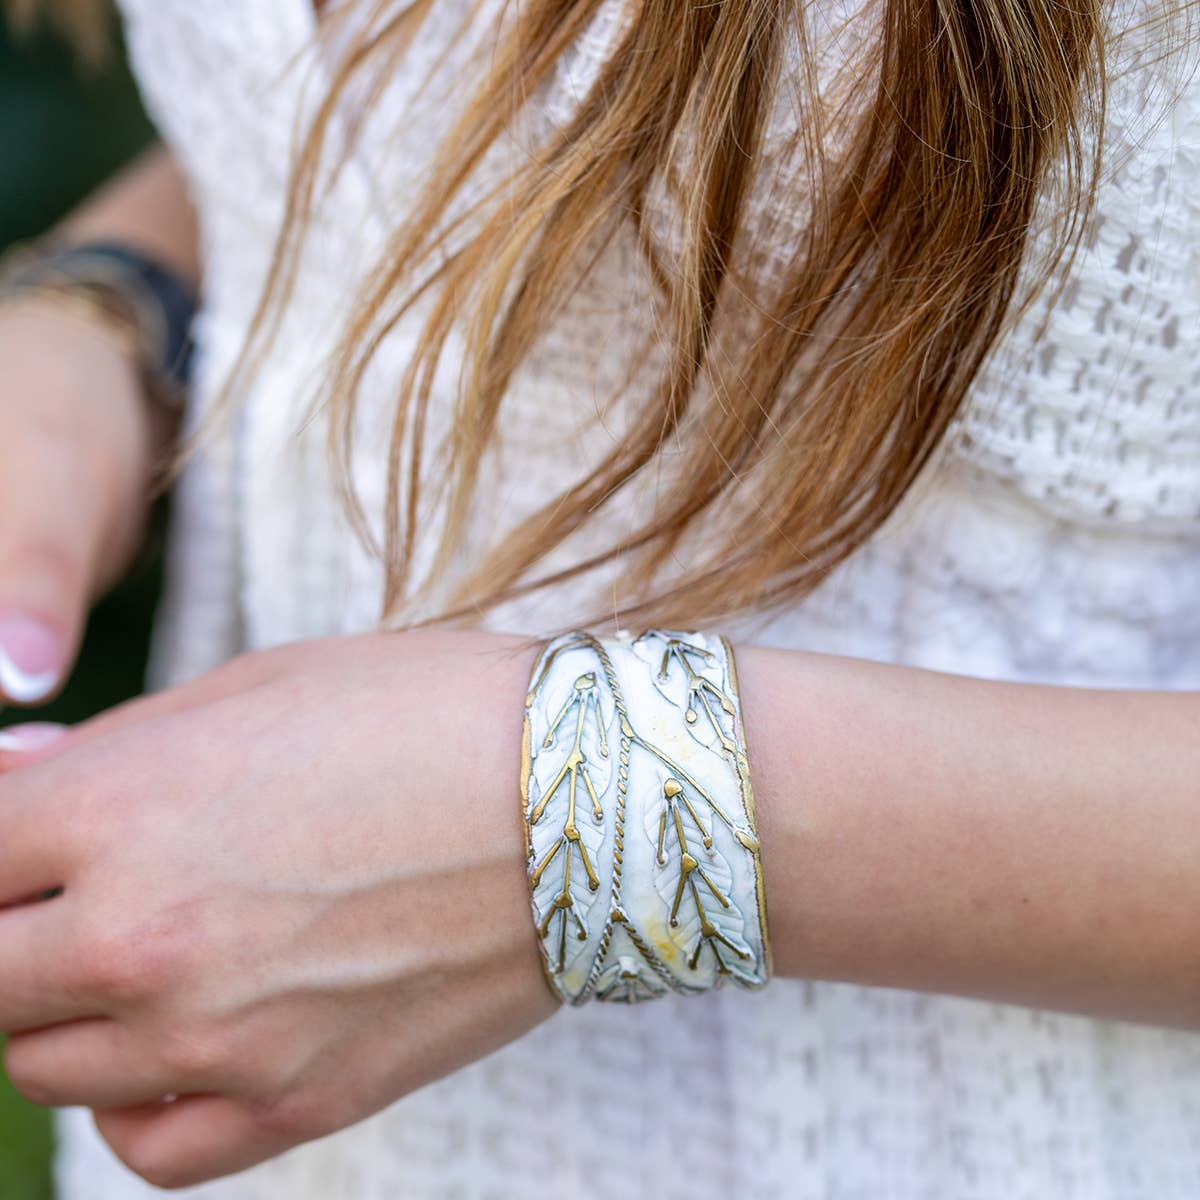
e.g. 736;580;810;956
1;628;1196;1183
53;143;200;288
0;144;199;696
738;645;1200;1028
49;143;200;489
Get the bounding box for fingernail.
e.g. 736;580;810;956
0;615;64;703
0;722;68;752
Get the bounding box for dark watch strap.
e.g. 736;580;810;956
0;241;198;392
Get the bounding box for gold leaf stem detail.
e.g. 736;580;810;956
528;670;607;974
657;777;748;976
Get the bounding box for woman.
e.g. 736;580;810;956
0;0;1197;1195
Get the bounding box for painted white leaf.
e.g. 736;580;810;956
527;675;615;978
641;777;755;982
631;631;736;757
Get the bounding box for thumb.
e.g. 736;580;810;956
0;307;155;710
0;580;79;708
0;442;117;707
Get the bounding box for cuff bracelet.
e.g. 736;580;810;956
521;629;772;1004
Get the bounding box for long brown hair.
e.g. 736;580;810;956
21;0;1198;629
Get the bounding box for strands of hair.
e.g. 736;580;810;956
30;0;1200;631
265;0;1122;633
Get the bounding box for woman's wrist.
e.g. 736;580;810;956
0;303;160;591
424;631;560;1018
727;643;814;982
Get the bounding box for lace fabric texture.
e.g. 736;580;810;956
56;0;1200;1196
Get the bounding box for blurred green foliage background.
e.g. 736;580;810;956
0;10;157;1198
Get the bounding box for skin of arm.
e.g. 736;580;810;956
54;144;201;290
43;142;200;483
0;628;1193;1187
738;644;1200;1028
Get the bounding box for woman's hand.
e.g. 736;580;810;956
0;303;155;707
0;630;555;1188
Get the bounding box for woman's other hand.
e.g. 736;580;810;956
0;302;154;706
0;630;556;1188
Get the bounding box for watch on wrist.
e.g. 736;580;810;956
0;240;198;412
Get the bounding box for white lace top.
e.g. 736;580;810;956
57;1;1200;1197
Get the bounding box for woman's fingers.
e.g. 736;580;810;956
0;645;292;765
0;722;70;765
4;1019;196;1110
0;898;93;1030
0;529;87;707
0;774;72;908
0;640;335;775
95;1095;293;1191
0;656;274;774
0;421;108;703
0;757;92;1024
0;448;100;705
0;692;217;774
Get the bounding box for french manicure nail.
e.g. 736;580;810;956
0;722;69;752
0;614;65;703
